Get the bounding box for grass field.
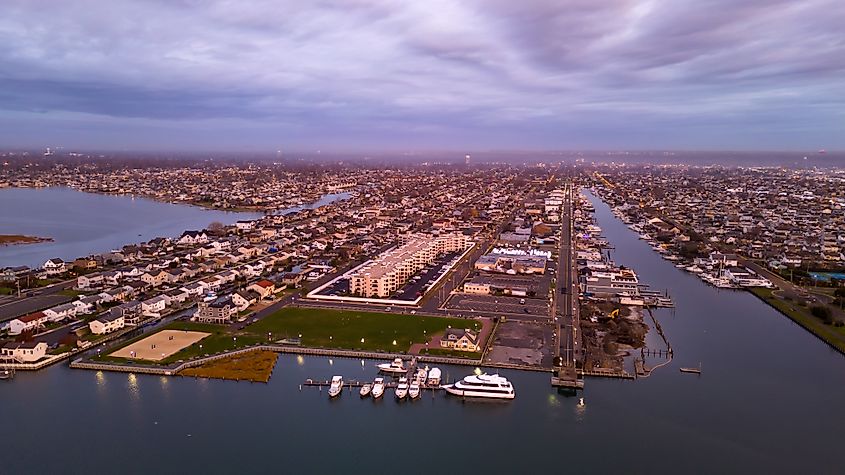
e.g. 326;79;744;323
247;307;479;352
750;288;845;353
180;350;278;382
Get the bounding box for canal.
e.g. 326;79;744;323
0;190;842;473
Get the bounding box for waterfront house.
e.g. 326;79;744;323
110;301;142;326
42;258;67;275
1;341;48;363
141;296;169;316
440;328;481;352
89;312;125;335
141;270;168;288
178;230;209;246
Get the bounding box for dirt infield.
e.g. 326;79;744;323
110;330;210;361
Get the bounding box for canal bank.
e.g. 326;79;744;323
1;190;844;473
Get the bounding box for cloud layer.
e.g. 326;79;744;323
1;0;843;151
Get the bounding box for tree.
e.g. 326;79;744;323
208;221;225;235
810;305;833;324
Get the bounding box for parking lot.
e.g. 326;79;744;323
394;252;460;300
447;293;551;317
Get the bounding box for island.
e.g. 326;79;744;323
0;234;52;246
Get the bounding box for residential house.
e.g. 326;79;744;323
43;303;78;322
42;258;67;275
247;280;275;299
1;341;48;363
232;290;259;311
110;301;143;326
89;312;125;335
194;298;236;324
77;273;104;290
8;312;48;335
440;328;481;352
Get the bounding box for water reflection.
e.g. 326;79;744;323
127;373;140;402
296;355;304;366
95;371;106;394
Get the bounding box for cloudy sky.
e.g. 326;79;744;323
1;0;843;152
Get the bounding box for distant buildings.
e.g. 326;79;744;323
350;233;470;298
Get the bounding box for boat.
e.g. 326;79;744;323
359;383;372;397
371;378;385;399
680;363;702;374
443;373;515;400
328;375;343;398
376;358;406;374
416;366;428;386
395;377;409;399
427;367;442;387
409;381;421;399
0;367;14;381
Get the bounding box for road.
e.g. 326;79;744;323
555;182;582;368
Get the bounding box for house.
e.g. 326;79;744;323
110;301;143;326
42;258;67;275
232;290;260;311
1;341;48;363
1;266;31;282
193;298;236;324
141;296;169;316
180;282;205;297
102;270;123;285
8;312;48;335
440;328;481;352
77;273;104;290
72;257;99;271
281;272;305;288
178;230;209;246
89;312;125;335
166;288;189;305
71;299;94;315
43;303;78;322
247;280;276;299
141;270;168;288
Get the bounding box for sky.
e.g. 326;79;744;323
0;0;843;152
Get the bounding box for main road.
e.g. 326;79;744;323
555;182;582;370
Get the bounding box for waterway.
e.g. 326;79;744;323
0;188;348;268
1;190;843;473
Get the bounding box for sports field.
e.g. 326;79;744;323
110;330;210;361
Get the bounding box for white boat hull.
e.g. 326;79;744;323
443;385;515;400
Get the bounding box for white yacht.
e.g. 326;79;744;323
371;378;385;399
328;376;343;398
359;382;372;397
443;373;515;400
409;381;421;399
377;358;406;374
427;367;442;387
395;377;409;399
416;367;428;386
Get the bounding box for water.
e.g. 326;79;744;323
1;190;843;473
0;188;348;268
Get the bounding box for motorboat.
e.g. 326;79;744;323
409;381;421;399
359;383;372;397
328;375;343;398
443;373;515;400
371;378;385;399
427;368;442;387
377;358;406;374
416;367;428;386
395;377;409;399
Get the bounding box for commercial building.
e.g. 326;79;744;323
349;233;470;298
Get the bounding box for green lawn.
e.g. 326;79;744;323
750;288;845;353
247;307;479;352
